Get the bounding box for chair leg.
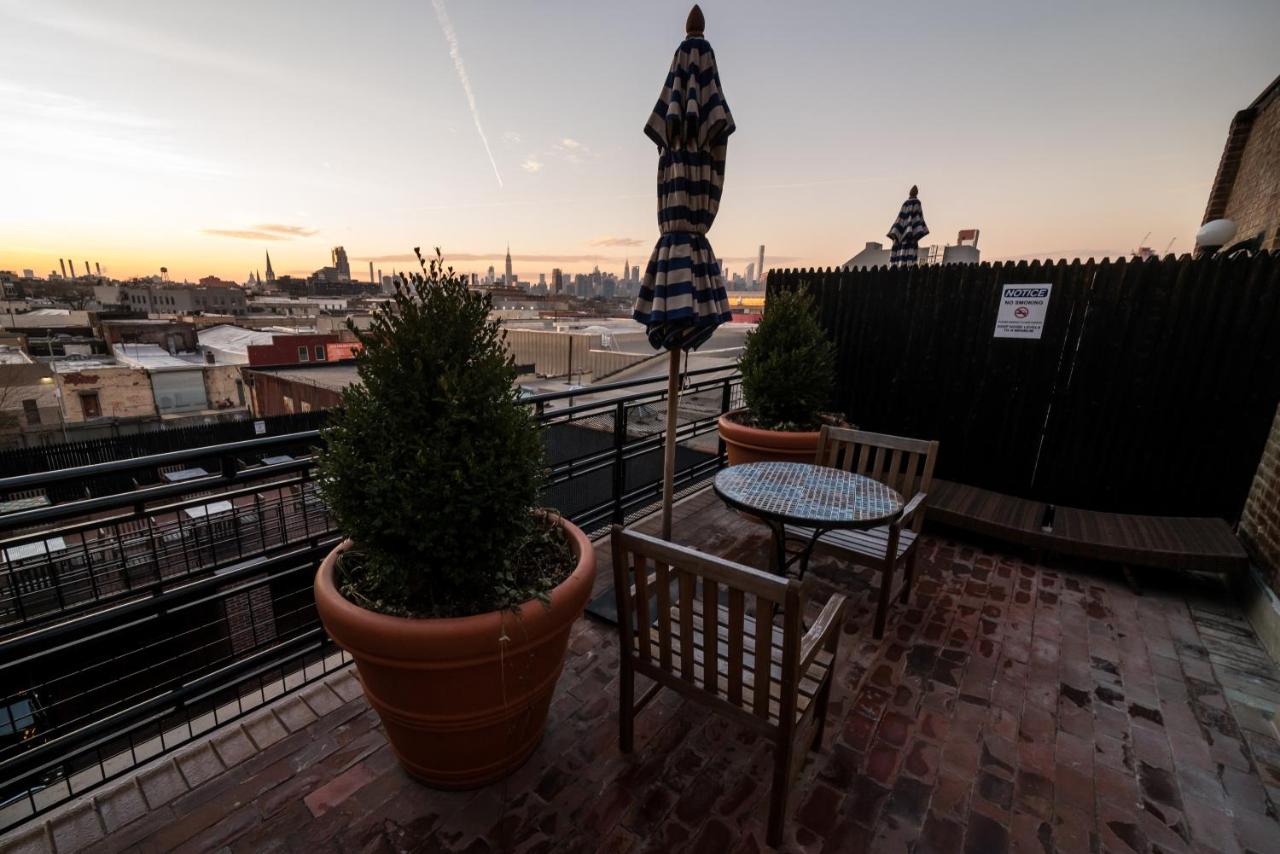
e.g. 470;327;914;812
873;558;894;639
619;662;634;753
767;739;794;847
900;548;918;604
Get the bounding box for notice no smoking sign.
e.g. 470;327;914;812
994;284;1052;339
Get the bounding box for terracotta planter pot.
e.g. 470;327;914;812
313;515;597;789
718;409;820;466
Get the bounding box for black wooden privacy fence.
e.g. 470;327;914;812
769;252;1280;521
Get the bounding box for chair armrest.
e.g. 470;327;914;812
892;491;928;532
799;593;847;672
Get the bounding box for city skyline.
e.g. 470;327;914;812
2;0;1279;282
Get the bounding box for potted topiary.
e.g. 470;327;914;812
312;249;595;789
719;288;839;464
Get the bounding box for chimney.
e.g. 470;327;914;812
59;259;67;278
95;262;101;276
84;260;91;277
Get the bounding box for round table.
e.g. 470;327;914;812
713;461;904;580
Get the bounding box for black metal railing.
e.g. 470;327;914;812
0;367;741;832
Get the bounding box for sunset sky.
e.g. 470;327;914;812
1;0;1278;282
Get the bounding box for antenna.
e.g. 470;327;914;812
1162;237;1176;256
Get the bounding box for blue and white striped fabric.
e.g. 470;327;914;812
887;198;929;266
633;36;736;351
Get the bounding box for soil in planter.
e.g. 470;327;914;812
724;408;849;434
334;513;576;620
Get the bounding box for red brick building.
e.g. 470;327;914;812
246;334;345;367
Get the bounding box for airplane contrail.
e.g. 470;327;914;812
431;0;503;189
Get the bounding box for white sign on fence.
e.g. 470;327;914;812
994;283;1052;339
253;420;267;435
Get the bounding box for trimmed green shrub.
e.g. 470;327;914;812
316;249;571;618
737;288;836;431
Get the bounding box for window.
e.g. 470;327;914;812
301;401;312;412
314;345;326;361
22;399;40;426
235;379;246;406
283;395;295;414
297;346;310;363
80;392;102;419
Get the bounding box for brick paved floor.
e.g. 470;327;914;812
5;487;1280;853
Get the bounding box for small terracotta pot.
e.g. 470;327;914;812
314;515;597;789
718;408;820;466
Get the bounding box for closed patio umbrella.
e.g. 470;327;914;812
634;4;736;539
888;185;929;266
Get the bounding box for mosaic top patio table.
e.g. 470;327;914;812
713;461;904;580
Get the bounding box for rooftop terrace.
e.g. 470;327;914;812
5;489;1277;853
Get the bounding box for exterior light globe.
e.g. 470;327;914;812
1195;219;1237;249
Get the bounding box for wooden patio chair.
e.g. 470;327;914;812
610;526;847;846
786;426;938;639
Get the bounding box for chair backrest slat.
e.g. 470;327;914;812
752;594;774;718
726;588;745;706
633;555;651;664
678;570;696;683
612;527;801;725
702;577;719;696
655;560;673;671
815;427;940;533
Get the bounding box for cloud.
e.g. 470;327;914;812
0;79;224;176
431;0;503;189
503;131;522;144
202;223;317;241
202;229;292;241
354;251;632;265
521;156;543;173
1;2;285;83
718;255;802;265
588;237;644;248
253;223;318;237
553;137;591;163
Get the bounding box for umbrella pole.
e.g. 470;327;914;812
661;346;680;540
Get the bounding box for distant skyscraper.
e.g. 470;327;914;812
331;246;351;281
622;258;629;282
369;261;375;284
486;265;495;285
757;245;765;285
265;251;275;283
551;268;563;294
745;262;755;287
504;244;513;287
631;265;639;283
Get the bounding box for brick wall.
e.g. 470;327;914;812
1241;404;1280;591
1204;75;1280;251
56;367;157;422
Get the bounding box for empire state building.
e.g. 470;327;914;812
504;244;513;287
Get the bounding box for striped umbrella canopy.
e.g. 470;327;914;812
633;4;736;352
634;5;736;541
888;186;929;266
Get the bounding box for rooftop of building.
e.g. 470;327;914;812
3;490;1277;853
112;343;205;371
249;362;361;392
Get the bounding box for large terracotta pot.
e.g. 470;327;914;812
718;408;820;466
313;515;596;789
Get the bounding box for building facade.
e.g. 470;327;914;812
1203;74;1280;252
95;283;248;316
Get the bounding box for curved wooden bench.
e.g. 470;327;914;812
928;479;1247;575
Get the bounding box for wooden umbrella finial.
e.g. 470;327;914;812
909;185;919;199
686;4;705;36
